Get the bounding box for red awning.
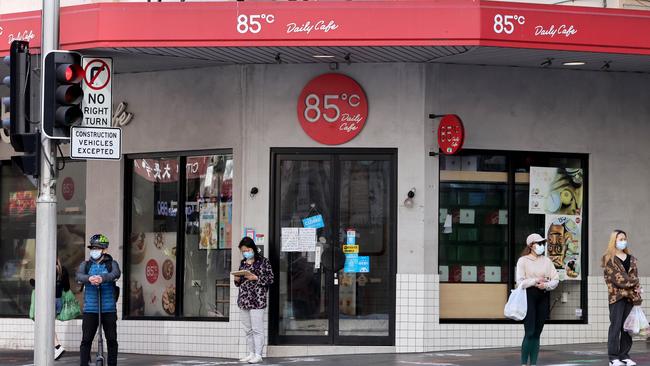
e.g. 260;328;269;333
1;0;649;55
2;1;650;73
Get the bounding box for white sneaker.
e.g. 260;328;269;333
54;345;65;360
610;360;625;366
239;353;254;362
248;354;263;364
622;359;637;366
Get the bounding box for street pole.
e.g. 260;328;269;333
34;0;59;365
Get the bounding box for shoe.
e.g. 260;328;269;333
248;354;263;364
610;360;625;366
622;359;637;366
239;353;254;362
54;345;65;360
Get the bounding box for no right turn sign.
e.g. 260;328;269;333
81;57;112;127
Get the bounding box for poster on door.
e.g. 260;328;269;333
545;215;581;281
199;202;218;250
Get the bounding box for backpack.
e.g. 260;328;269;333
82;260;120;302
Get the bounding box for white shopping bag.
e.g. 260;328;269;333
624;305;650;335
504;285;527;321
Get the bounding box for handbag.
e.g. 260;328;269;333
56;290;81;321
504;284;527;321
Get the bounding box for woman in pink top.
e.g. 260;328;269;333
516;233;559;366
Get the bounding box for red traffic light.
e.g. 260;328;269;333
56;64;83;83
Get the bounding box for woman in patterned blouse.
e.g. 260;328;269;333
602;229;642;366
234;237;274;364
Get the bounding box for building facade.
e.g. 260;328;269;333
2;0;650;358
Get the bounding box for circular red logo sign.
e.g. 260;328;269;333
437;115;465;155
145;259;159;284
297;73;368;145
62;177;75;201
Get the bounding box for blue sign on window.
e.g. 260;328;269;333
344;254;358;273
302;214;325;229
358;256;370;273
346;230;356;244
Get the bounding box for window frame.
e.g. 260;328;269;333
123;149;233;322
438;149;589;325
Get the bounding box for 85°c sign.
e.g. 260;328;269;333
297;73;368;145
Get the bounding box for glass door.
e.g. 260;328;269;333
270;149;396;346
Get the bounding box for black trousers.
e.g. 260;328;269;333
608;299;633;361
80;312;118;366
521;287;550;365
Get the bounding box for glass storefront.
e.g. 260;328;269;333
125;151;233;319
0;160;86;317
438;151;587;322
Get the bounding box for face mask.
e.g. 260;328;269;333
616;241;628;250
243;251;254;260
534;244;545;256
90;249;103;260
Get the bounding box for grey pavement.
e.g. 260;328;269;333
2;342;650;366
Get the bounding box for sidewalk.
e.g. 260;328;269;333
2;342;650;366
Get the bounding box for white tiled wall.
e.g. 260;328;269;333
0;281;259;359
2;275;648;357
395;274;650;353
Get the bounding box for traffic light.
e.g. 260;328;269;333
43;51;83;139
2;40;31;150
1;40;40;177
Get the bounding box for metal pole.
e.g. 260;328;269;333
34;1;59;365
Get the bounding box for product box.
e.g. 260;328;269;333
461;266;478;282
441;156;461;171
449;265;462;282
461;156;479;171
439;265;449;282
479;266;502;283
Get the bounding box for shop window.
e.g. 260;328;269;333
125;151;233;320
0;160;86;317
438;151;587;323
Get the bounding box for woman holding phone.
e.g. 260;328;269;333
234;237;274;364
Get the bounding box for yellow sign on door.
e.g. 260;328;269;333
343;245;359;254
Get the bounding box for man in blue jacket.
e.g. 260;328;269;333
76;234;121;366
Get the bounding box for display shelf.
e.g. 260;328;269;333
515;172;529;183
440;171;506;182
440;171;530;183
440;283;507;319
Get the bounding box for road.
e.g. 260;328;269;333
2;342;650;365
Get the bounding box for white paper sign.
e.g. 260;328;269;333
281;227;316;252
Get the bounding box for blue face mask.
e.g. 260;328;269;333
616;241;628;250
242;251;254;260
90;249;103;260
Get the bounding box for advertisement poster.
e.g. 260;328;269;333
218;202;232;249
129;232;177;316
529;167;584;216
545;215;581;281
199;202;218;250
